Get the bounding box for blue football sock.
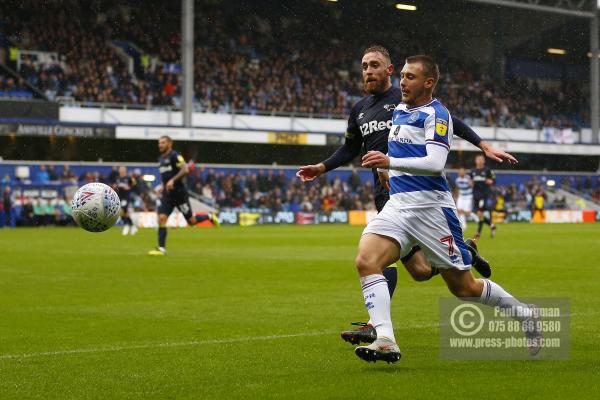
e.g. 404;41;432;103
383;266;398;298
158;226;167;248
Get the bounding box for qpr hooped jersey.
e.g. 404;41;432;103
455;176;473;197
387;99;455;209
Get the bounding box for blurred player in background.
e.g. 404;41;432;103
114;166;138;235
355;55;541;363
148;136;219;256
297;45;513;345
471;154;497;239
454;167;477;231
532;187;546;221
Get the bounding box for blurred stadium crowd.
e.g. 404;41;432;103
2;163;596;228
0;0;586;129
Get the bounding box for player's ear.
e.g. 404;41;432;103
425;77;434;89
387;63;394;76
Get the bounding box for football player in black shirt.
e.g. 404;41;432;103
297;45;516;345
470;154;497;239
114;166;137;235
148;136;219;256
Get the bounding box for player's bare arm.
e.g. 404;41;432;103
377;170;390;191
296;163;326;182
453;118;517;164
479;140;518;164
361;151;389;169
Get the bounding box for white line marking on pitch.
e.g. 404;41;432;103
3;312;583;361
0;332;331;360
0;323;441;361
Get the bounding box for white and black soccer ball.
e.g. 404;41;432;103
71;182;121;232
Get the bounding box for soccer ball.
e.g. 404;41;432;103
71;183;121;232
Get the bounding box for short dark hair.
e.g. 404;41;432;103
405;55;439;85
159;135;172;143
363;45;391;65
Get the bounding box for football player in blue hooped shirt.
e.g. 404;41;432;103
296;45;518;346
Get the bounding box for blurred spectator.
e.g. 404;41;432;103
20;198;35;226
0;0;589;128
532;188;546;220
552;195;567;209
43;198;54;224
1;173;12;190
0;72;32;98
35;165;50;184
47;165;59;181
2;186;13;227
347;170;362;192
54;196;73;226
108;166;119;184
60;165;77;183
33;199;45;226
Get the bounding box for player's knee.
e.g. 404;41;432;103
355;253;379;276
404;262;431;281
402;253;432;282
410;267;431;282
158;214;168;225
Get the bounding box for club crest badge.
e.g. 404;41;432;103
408;111;420;123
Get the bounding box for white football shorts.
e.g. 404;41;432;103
362;205;472;270
456;195;473;213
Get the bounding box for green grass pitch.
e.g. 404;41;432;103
1;223;599;399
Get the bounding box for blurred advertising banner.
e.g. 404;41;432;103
132;209;596;228
348;210;378;226
544;210;583;223
0;122;115;138
543;127;575;144
135;211;188;228
116;126;325;146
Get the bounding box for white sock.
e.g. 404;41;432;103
479;279;531;320
367;264;396;326
361;274;395;342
